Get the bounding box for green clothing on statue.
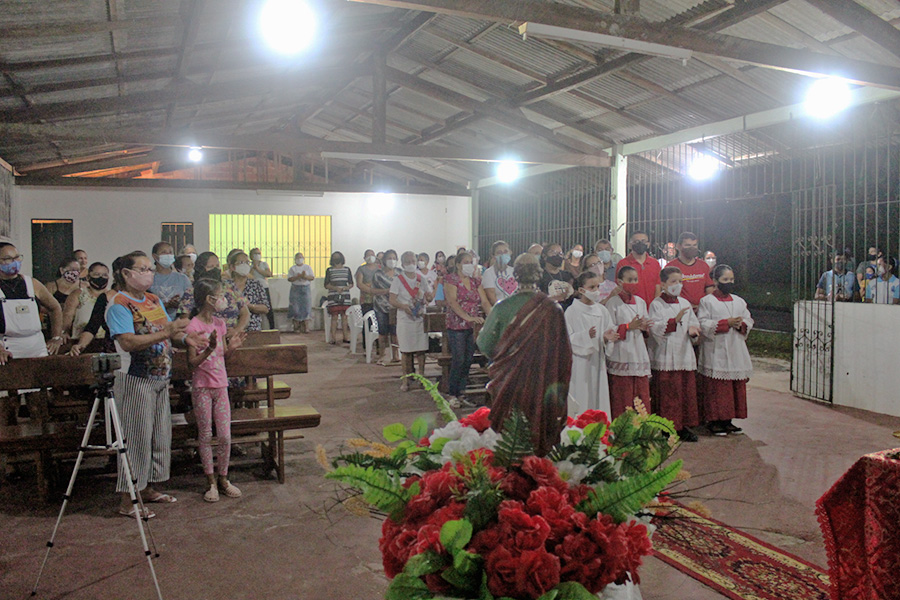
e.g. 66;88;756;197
477;291;536;358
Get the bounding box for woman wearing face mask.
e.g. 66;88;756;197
248;248;275;330
150;241;192;320
390;251;435;390
443;250;491;407
179;252;250;337
372;249;399;364
229;251;269;332
287;252;315;333
604;265;653;418
648;267;702;442
564;244;585;279
482;240;517;308
565;271;619;418
46;258;84;307
860;264;877;300
63;262;110;341
697;265;753;437
581;254;618;304
324;251;354;344
355;249;379;346
703;251;717;270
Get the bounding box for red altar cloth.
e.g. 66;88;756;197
815;448;900;600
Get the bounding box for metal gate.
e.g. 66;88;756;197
791;186;836;402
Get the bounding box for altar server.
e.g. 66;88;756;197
605;265;652;418
697;264;754;436
648;267;701;442
565;271;618;418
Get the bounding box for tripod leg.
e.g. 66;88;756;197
106;393;164;600
31;393;103;596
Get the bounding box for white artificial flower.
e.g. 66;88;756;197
553;460;589;485
428;421;468;444
440;428;501;465
559;426;583;446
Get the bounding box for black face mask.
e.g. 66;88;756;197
546;255;564;268
201;268;222;281
868;254;877;261
717;282;735;295
632;241;649;255
680;247;699;260
88;276;108;290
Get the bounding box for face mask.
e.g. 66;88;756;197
250;253;261;261
214;296;228;311
295;258;305;266
866;272;876;280
878;266;886;276
0;260;21;276
681;247;699;260
402;263;417;274
462;263;477;277
157;254;175;269
833;263;845;273
127;269;154;292
385;259;398;270
496;253;511;267
868;254;877;261
572;250;583;259
63;270;80;284
546;255;564;268
187;253;198;263
582;289;601;303
366;255;376;264
417;261;426;269
631;241;648;255
667;283;683;297
202;268;222;281
622;282;640;295
705;258;717;268
717;282;735;295
597;250;611;264
589;264;603;276
435;256;445;264
89;276;108;290
234;263;252;277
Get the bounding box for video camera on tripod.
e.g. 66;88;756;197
89;353;121;389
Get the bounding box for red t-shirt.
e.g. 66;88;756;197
617;254;661;306
667;258;714;307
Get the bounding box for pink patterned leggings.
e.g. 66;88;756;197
192;387;231;476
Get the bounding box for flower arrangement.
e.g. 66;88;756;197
320;378;682;600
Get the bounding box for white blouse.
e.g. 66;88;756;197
697;293;754;380
605;294;651;377
648;295;700;372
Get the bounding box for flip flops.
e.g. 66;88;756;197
119;506;155;519
144;493;177;503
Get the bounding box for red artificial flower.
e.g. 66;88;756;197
413;523;442;555
515;548;562;599
459;406;492;432
567;483;593;507
421;469;462;503
485;546;520;598
500;470;537;501
620;521;652;584
572;409;610;429
498;504;551;552
379;521;419;578
521;456;568;494
470;524;506;556
554;530;609;592
525;486;579;543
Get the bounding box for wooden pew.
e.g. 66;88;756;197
424;312;490;402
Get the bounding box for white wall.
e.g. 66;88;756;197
10;185;473;283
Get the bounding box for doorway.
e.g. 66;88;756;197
31;219;73;284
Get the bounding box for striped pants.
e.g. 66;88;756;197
114;373;172;493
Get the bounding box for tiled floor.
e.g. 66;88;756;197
2;337;898;599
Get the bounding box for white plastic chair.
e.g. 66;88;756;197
323;309;332;344
363;310;379;364
346;305;364;353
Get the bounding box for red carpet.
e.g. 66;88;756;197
651;502;830;600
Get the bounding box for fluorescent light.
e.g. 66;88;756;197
187;147;203;162
260;0;316;55
519;22;693;61
255;189;324;197
688;155;720;181
804;77;853;119
496;161;520;184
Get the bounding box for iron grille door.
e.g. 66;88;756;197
791;186;836;403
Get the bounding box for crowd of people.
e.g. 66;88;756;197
816;246;900;304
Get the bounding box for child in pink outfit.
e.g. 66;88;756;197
186;279;247;502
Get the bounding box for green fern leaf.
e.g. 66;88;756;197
406;372;457;423
326;464;418;521
493;410;534;468
578;459;682;522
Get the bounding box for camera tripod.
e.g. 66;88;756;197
31;371;164;600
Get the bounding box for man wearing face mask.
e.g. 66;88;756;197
539;243;575;308
816;253;857;302
615;231;662;307
593;239;623;273
864;256;900;305
483;240;518;307
150;241;192;320
855;246;881;291
668;232;715;310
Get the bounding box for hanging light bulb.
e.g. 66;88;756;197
260;0;317;55
804;77;852;119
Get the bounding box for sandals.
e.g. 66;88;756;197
119;506;155;519
204;486;220;503
144;493;177;503
219;480;242;498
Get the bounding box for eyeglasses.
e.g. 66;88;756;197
0;254;23;264
127;267;154;274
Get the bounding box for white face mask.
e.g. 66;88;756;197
295;258;305;266
572;250;583;259
402;262;417;274
597;250;611;264
705;258;716;268
214;296;228;311
462;263;476;277
878;266;886;276
582;289;602;303
417;260;426;269
157;254;175;269
667;283;683;297
366;255;376;264
385;259;398;270
234;263;252;277
250;253;261;261
187;253;197;263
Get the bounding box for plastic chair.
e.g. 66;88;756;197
323;308;332;344
363;310;379;364
346;305;364;353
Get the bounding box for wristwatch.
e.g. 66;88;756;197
51;336;64;342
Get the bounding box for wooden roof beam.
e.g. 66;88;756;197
348;0;900;90
0;16;182;38
806;0;900;62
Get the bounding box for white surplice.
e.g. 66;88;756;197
648;295;699;371
697;292;754;380
604;293;651;377
564;299;615;418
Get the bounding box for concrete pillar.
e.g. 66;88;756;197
609;148;628;257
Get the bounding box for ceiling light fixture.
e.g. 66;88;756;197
260;0;316;55
804;77;853;119
496;161;521;184
687;155;720;181
519;22;693;62
187;147;203;162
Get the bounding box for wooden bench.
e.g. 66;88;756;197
424;312;490;402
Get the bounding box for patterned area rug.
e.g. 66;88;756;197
651;502;830;600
